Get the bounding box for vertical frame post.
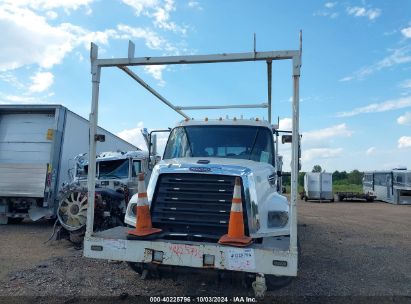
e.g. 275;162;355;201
267;60;272;123
290;54;301;259
86;43;101;237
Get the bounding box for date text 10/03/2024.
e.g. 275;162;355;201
149;296;257;303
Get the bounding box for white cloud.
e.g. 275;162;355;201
313;11;338;18
0;72;24;89
302;124;352;142
122;0;187;34
401;27;411;39
144;65;166;85
152;0;183;33
346;6;381;20
0;4;122;72
117;122;169;154
121;0;158;15
45;10;58;19
313;2;338;18
400;79;411;89
0;93;38;104
117;24;172;51
3;0;94;12
279;117;292;131
366;147;376;155
28;71;54;93
302;148;343;162
0;5;180;73
188;1;202;10
337;96;411;117
397;112;411;125
340;47;411;81
324;2;336;8
0;5;75;70
339;76;353;82
398;136;411;148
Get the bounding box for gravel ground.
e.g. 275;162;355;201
0;200;410;302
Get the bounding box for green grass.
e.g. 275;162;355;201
284;183;362;194
332;183;362;193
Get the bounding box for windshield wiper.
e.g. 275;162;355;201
248;129;260;160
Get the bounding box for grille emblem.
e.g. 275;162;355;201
189;167;211;172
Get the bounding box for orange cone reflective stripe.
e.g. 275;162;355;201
128;173;162;237
218;177;252;247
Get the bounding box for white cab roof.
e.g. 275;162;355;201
176;118;276;129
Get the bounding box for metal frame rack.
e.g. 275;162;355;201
86;33;302;259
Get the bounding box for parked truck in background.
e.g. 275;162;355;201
83;36;302;298
0;105;137;224
57;150;153;243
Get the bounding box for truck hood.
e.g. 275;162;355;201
158;157;275;176
141;157;290;238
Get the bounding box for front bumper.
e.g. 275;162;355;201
83;226;297;277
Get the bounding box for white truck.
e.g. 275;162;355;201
57;150;152;243
303;172;334;202
0;105;137;224
83;36;302;297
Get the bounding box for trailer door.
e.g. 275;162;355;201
0;112;54;198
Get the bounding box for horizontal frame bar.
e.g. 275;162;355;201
96;50;299;68
175;103;268;110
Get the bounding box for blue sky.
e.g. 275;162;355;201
1;0;411;172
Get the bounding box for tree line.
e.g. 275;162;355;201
282;165;364;186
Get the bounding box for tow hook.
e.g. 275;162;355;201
252;273;267;298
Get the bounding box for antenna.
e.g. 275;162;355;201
253;33;256;54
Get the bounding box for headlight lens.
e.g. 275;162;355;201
267;211;288;228
130;203;137;216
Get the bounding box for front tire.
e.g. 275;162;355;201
69;228;85;245
127;262;144;276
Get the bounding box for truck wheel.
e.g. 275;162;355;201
7;217;24;224
69;229;85;245
127;262;144;275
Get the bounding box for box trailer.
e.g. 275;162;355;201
303;172;333;202
363;170;411;205
0;105;137;224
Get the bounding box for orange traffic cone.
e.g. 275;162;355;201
128;173;162;237
218;177;252;247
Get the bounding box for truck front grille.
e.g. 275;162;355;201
151;173;249;241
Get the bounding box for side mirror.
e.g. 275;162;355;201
282;135;292;144
151;134;158;156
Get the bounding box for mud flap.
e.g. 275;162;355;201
28;206;49;221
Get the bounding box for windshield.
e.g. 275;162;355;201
98;159;129;179
163;126;274;165
76;159;130;179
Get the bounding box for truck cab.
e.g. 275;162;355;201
125;119;290;240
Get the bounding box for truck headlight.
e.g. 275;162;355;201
267;211;288;228
130;203;137;216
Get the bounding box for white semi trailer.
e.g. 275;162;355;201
363;170;411;205
0;105;137;224
303;172;334;202
83;35;302;297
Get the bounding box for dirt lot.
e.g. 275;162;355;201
0;200;410;302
